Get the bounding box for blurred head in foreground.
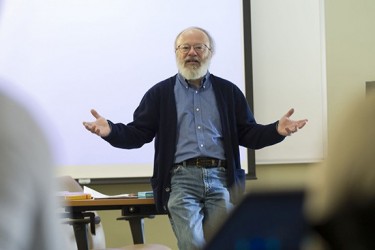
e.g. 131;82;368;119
0;88;66;250
305;92;375;250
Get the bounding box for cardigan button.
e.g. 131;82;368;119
165;187;170;192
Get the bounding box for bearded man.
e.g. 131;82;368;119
83;27;307;250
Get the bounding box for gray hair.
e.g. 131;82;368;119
174;26;215;55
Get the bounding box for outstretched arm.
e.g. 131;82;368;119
277;108;308;136
82;109;111;137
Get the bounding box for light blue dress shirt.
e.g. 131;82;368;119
174;72;226;163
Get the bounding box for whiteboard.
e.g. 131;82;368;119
251;0;327;164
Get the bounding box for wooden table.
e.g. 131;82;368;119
62;198;165;250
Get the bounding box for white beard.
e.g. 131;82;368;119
177;57;211;80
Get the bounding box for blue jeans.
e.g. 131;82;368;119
167;165;233;250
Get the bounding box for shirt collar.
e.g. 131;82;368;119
177;71;211;89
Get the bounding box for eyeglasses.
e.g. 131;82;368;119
175;44;211;54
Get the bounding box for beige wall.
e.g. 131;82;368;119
89;1;375;249
88;183;177;249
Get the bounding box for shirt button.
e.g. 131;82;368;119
200;144;204;147
196;108;200;112
197;126;201;129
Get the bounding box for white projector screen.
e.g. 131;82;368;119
0;0;248;181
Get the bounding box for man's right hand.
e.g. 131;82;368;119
83;109;111;137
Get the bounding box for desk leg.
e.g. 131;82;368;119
72;221;89;250
119;205;158;244
118;216;145;244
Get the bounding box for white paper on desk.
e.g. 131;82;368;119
83;186;136;199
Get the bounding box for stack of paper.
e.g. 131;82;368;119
83;186;137;199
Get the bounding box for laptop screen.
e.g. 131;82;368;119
204;191;309;250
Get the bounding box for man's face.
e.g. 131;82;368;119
175;29;212;80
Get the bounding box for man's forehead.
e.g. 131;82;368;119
178;29;209;43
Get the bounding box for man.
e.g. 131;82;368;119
83;26;307;250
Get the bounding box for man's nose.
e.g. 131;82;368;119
187;46;198;56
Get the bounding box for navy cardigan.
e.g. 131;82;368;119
103;74;285;212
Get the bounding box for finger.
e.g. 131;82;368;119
89;125;99;135
297;119;308;129
94;127;100;135
290;126;297;133
286;125;298;135
285;108;295;118
292;126;297;133
83;122;91;130
90;109;101;119
285;127;292;135
83;122;95;133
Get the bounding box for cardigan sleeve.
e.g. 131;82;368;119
102;88;159;149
